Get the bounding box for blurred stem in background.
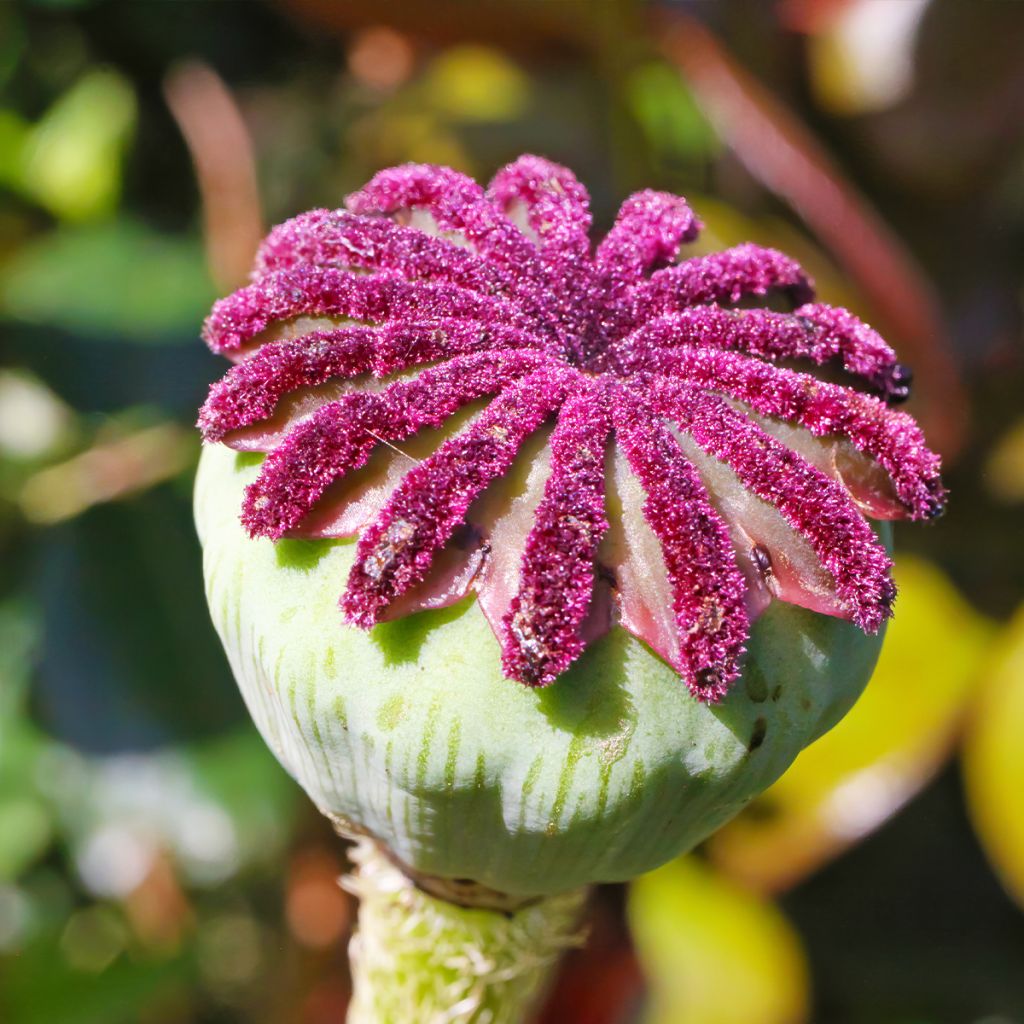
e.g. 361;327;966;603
164;61;263;292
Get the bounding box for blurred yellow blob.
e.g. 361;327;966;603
424;46;529;122
984;417;1024;503
963;605;1024;909
629;856;809;1024
708;557;994;893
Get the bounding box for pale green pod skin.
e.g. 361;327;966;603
196;442;886;900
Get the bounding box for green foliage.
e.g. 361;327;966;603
2;221;214;342
626;61;718;162
16;70;136;223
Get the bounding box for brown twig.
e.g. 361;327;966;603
20;422;193;524
164;61;263;291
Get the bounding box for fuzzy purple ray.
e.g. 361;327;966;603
653;379;896;632
612;384;749;700
596;190;701;297
199;154;947;701
488;155;592;259
620;243;814;328
254;209;511;296
616;344;944;519
242;350;550;539
346;163;540;273
342;365;573;628
609;304;902;395
502;379;611;686
488;154;600;361
199;320;552;443
203;266;531;355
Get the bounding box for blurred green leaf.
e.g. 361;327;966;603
18;69;135;222
0;601;37;717
0;800;52;881
963;604;1024;910
2;927;188;1024
627;62;717;160
0;110;29;187
0;6;25;93
707;557;994;892
1;220;214;341
0;602;45;790
0;605;53;882
629;857;810;1024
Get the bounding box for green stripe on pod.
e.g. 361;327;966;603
195;443;885;899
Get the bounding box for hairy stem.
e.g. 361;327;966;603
343;838;588;1023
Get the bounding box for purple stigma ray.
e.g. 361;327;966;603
199;154;946;701
203;266;528;355
488;155;599;361
653;380;896;632
196;319;557;444
346;164;540;273
596;190;701;294
502;381;611;687
609;303;901;395
345;163;565;341
254;209;511;296
242;350;549;540
368;319;554;375
621;243;814;329
614;345;943;519
198;320;554;444
612;385;749;701
488;155;593;258
198;328;374;443
341;365;573;628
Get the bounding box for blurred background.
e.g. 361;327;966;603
1;1;1023;1021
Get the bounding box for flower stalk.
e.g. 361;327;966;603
343;837;587;1024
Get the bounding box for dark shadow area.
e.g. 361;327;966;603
535;628;635;740
370;593;476;667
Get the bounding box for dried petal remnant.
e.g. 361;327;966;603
199;155;946;701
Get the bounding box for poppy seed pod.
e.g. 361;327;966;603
196;156;943;1022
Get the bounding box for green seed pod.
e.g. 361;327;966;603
197;442;884;897
195;156;944;1020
